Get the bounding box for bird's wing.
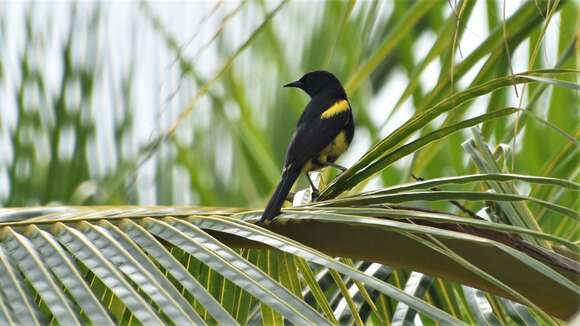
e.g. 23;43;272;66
284;99;351;170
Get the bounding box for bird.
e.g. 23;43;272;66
260;70;354;222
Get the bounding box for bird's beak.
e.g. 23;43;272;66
283;80;303;88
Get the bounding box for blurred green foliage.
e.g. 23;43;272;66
0;0;577;232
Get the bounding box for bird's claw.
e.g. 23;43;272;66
285;192;296;202
310;188;319;201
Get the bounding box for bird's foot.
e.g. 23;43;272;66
285;192;296;202
310;188;319;201
333;164;347;172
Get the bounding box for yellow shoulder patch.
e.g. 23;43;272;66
321;100;350;119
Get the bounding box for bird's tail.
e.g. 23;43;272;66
260;168;301;222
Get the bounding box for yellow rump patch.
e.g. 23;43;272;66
321;100;350;119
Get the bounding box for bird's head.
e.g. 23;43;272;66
284;70;345;98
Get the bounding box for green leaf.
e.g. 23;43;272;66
258;249;285;326
328;107;520;199
2;227;82;325
462;286;501;326
497;297;539;326
346;0;437;93
398;232;553;321
318;191;579;221
329;269;364;326
192;215;466;325
0;246;46;325
233;211;578;319
78;221;197;324
295;206;578;251
519;74;580;91
295;257;338;323
25;226;114;325
118;219;237;325
464;129;549;246
143;217;330;325
361;173;579;196
96;220;207;324
391;272;434;326
52;223;163;325
322;71;576;199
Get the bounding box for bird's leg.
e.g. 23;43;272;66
314;159;347;172
285;192;296;202
306;172;320;200
325;162;347;172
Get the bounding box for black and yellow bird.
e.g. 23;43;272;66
260;70;354;222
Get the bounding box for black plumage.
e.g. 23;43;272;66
260;70;354;222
